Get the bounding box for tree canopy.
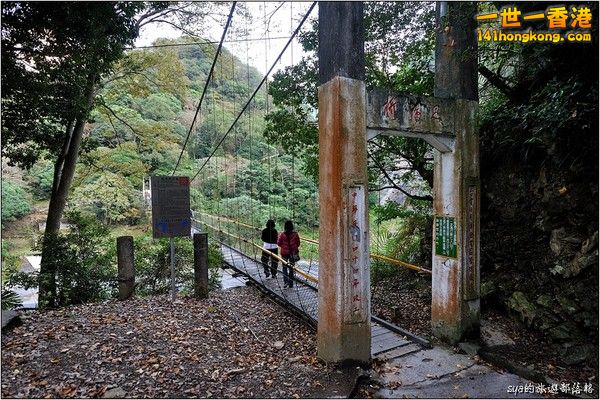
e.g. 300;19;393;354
265;2;436;197
1;2;146;168
1;1;159;308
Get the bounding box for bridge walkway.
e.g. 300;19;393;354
219;243;425;358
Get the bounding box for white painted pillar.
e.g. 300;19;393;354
431;1;480;343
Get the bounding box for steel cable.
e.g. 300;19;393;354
172;2;237;175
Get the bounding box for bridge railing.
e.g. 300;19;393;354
194;211;431;275
193;216;319;281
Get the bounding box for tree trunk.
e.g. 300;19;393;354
38;75;97;308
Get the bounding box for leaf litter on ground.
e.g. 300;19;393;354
2;287;355;398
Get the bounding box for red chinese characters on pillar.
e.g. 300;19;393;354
349;187;363;316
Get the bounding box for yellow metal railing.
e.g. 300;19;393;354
196;212;432;275
197;219;319;284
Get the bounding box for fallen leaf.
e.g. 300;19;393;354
227;368;245;375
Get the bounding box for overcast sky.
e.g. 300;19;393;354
135;2;315;76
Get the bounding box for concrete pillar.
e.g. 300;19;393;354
317;2;370;365
117;236;135;301
194;233;209;299
431;1;480;343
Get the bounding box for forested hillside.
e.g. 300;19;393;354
73;36;306;225
2;33;319;302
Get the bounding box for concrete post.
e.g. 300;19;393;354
431;1;480;343
117;236;135;301
317;2;370;365
194;233;209;299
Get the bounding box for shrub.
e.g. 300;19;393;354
35;211;115;307
134;235;222;296
1;180;31;225
7;217;224;307
206;242;224;289
372;198;431;264
1;288;23;310
25;159;54;199
1;240;20;280
71;172;142;225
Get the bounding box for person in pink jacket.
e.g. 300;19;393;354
277;220;300;288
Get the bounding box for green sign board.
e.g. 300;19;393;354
435;216;457;258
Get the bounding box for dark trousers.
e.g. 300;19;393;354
282;255;295;287
261;248;278;277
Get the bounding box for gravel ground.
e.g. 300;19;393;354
1;287;356;399
371;270;433;340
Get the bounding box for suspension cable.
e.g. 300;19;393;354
189;1;317;183
172;2;237;175
264;1;272;218
127;36;291;50
289;3;296;222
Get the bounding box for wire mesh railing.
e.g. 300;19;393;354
191;215;432;347
193;217;319;324
194;211;430;275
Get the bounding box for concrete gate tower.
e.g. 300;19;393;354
317;2;480;365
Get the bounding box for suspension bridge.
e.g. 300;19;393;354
190;212;431;355
148;0;482;366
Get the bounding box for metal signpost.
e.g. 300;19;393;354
150;176;191;301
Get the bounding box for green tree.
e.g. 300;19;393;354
71;172;142;225
24;159;55;200
265;2;436;200
5;212;116;307
1;2;154;307
88;45;193;182
1;2;235;307
77;143;147;187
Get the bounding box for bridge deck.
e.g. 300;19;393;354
220;244;420;357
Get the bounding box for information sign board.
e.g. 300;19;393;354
435;216;457;258
150;176;191;238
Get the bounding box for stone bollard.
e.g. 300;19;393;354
194;233;209;299
117;236;135;300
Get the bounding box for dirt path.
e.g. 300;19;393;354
1;288;357;398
